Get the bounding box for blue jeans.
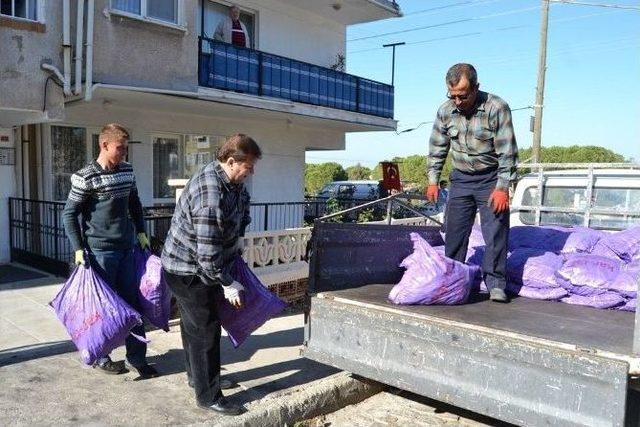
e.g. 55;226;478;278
88;248;147;367
444;168;509;291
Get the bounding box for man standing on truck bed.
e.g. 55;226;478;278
426;63;518;303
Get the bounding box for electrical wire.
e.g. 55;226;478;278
550;0;640;10
347;5;540;42
348;9;625;54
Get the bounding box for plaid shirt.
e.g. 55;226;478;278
428;91;518;189
161;161;251;287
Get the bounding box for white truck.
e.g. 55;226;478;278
303;164;640;426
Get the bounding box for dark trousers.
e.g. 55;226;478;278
444;168;509;291
163;270;223;407
88;248;147;367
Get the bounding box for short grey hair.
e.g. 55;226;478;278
446;63;478;87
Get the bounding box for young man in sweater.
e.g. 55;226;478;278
62;123;157;378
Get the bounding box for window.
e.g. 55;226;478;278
153;134;224;199
112;0;178;24
519;186;586;227
51;126;86;201
591;188;640;229
1;0;38;20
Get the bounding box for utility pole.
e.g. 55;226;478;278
532;0;550;163
382;42;405;86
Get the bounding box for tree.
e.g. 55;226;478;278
519;145;625;164
345;163;371;180
305;162;348;195
518;145;627;176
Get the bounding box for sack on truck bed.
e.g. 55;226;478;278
507;248;563;288
555;253;622;289
389;233;472;305
591;226;640;263
506;283;568;300
561;292;626;309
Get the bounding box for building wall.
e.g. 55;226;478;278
91;0;345;91
48;104;344;206
91;0;199;91
247;0;345;68
0;1;64;121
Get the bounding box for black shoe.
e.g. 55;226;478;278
93;359;126;375
132;364;159;379
198;396;243;416
188;378;233;390
490;288;509;303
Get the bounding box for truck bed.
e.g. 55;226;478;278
305;222;640;426
318;283;637;363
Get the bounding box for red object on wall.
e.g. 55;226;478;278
381;162;402;192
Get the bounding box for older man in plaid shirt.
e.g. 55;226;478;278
162;134;261;416
426;63;518;303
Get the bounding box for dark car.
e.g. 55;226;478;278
305;180;388;221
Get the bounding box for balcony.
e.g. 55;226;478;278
198;38;394;120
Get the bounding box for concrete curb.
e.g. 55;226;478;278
210;371;385;427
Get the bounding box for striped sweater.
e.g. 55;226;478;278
62;161;145;252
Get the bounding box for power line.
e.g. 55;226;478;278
347;5;540;42
404;0;506;17
550;0;640;10
347;9;623;54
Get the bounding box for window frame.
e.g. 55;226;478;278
110;0;184;30
152;132;225;202
0;0;42;22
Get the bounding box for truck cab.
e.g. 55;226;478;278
511;166;640;230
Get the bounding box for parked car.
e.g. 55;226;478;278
305;180;388;222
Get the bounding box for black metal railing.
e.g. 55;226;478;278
7;198;344;276
7;198;180;276
198;38;394;119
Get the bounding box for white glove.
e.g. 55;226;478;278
223;280;245;308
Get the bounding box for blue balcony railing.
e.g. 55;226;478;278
198;37;394;119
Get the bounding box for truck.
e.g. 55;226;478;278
302;164;640;426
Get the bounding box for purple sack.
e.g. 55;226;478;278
560;292;625;309
506;283;567;300
556;253;622;289
507;249;562;288
617;298;637;312
509;226;571;253
560;227;604;254
135;247;172;332
590;242;621;260
389;233;472;305
608;272;638;298
216;256;287;348
49;265;142;365
592;226;640;262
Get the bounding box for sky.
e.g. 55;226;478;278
305;0;640;169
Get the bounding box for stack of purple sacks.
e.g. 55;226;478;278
465;224;640;311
